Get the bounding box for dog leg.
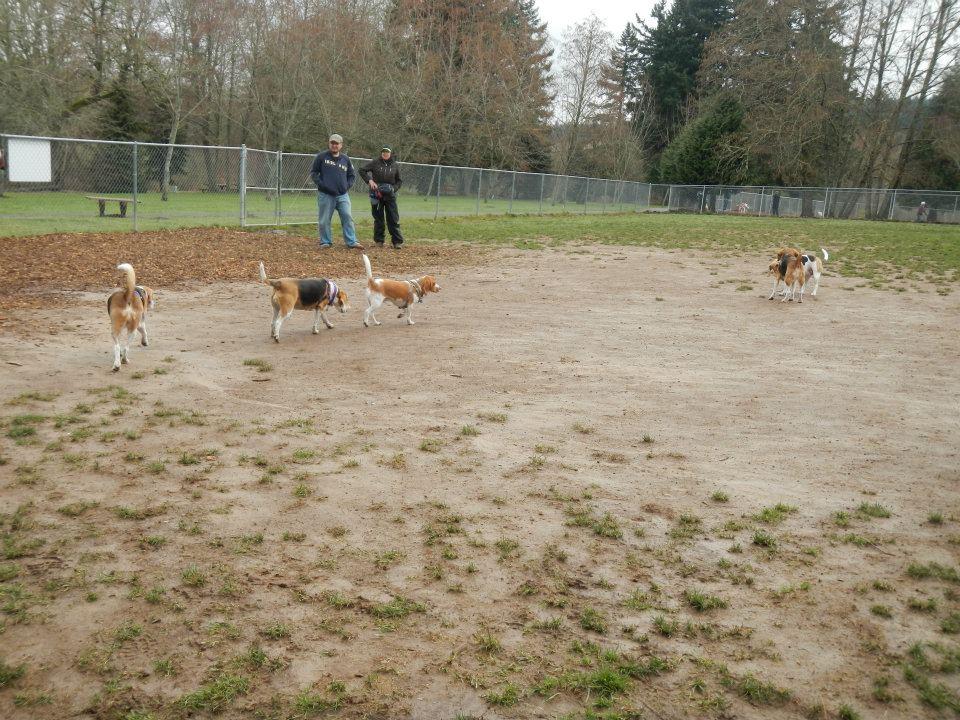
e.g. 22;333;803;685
811;271;820;297
313;309;321;335
768;278;780;300
270;305;280;341
364;294;383;327
320;309;334;329
138;319;149;347
781;282;792;302
112;334;122;371
121;329;132;363
274;310;293;342
406;304;415;325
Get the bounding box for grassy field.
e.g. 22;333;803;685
0;190;623;236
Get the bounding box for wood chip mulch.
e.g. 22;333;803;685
0;228;487;317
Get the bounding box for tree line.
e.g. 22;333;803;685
1;0;958;190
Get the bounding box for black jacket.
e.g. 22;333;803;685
360;157;402;190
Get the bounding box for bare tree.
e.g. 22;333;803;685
554;14;611;176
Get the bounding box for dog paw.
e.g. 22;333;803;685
312;328;320;334
112;365;120;372
141;340;148;347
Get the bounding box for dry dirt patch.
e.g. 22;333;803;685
0;244;959;719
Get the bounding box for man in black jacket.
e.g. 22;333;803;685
360;146;404;249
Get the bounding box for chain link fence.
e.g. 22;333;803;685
1;133;958;236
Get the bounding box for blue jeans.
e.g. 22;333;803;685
317;192;358;247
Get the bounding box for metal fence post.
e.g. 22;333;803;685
539;174;544;215
700;185;706;213
888;188;897;221
758;186;765;216
476;169;482;215
584;177;590;214
953;194;959;224
132;142;138;232
666;185;673;211
240;145;247;227
434;165;441;219
275;150;282;226
509;171;516;214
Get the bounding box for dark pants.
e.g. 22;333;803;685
371;194;403;246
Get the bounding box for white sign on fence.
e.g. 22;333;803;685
7;137;52;183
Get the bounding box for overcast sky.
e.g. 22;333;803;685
535;1;660;44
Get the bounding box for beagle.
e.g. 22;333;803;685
768;247;805;302
107;263;154;371
258;261;348;342
361;254;440;327
799;248;828;299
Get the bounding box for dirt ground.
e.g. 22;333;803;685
1;242;959;719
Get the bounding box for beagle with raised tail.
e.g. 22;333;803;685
107;263;154;371
258;261;348;342
361;254;440;327
768;247;828;303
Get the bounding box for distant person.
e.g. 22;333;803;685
916;201;928;223
772;191;781;217
309;133;362;250
360;146;405;249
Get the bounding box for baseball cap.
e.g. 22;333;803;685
329;134;343;144
381;146;392;153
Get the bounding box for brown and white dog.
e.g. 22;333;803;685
258;262;349;342
107;263;154;371
768;247;828;302
362;254;439;327
768;247;804;302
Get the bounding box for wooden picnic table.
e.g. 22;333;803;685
85;195;140;218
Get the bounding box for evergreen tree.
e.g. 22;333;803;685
658;93;744;184
632;0;733;177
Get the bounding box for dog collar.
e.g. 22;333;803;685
327;281;339;306
407;279;423;301
134;286;146;304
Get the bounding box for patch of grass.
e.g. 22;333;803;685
711;491;729;502
670;513;702;541
375;550;405;570
484;683;520;707
685;589;727;612
838;704;861;720
0;659;26;687
182;566;206;587
369;595;425;619
871;604;893;618
929;512;945;525
419;438;443;453
293;483;312;498
474;629;502;654
113;622;143;643
261;622;291;640
282;531;306;542
566;506;623;539
477;411;507;423
908;596;938;613
572;421;593;434
941;613;960;634
753;503;797;524
294;691;342;714
494;538;520;561
57;500;98;517
291;448;316;462
7;391;57;404
242;358;273;373
752;529;777;548
579;607;608;634
177;674;250;712
907;563;960;583
146;460;166;474
327;525;347;538
857;502;892;519
834;511;852;527
386;452;406;470
731;673;791;705
459;425;480;436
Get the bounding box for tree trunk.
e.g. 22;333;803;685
162;110;181;202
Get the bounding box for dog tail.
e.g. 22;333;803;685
362;253;373;281
258;261;283;289
821;247;829;262
117;263;136;304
